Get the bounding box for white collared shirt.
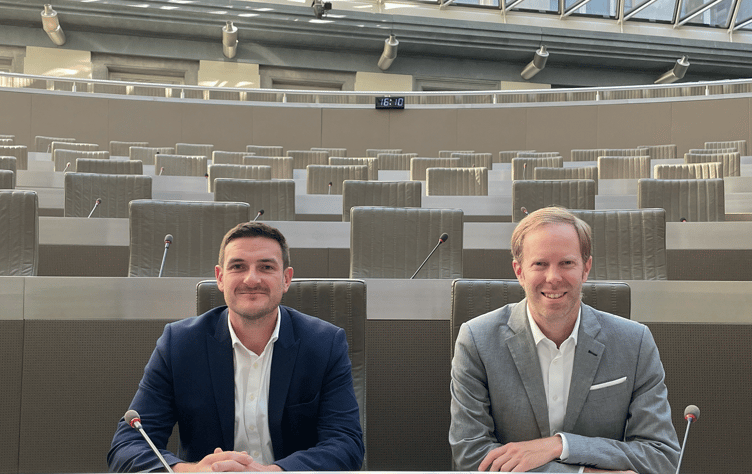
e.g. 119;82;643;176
228;308;281;464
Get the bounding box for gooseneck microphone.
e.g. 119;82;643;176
63;162;71;173
87;198;102;218
410;233;449;279
158;234;173;278
253;209;264;221
521;206;529;216
328;182;333;195
124;410;174;473
675;404;700;474
522;162;527;180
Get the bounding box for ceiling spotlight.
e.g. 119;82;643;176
41;4;65;46
378;35;399;71
520;45;548;80
222;20;238;59
655;56;690;84
311;0;332;19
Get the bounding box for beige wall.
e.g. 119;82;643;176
354;72;413;91
24;46;91;78
198;60;260;89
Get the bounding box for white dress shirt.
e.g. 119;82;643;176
229;308;281;464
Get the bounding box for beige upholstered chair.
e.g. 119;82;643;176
688;148;737;155
212;151;250;165
330;157;378;180
410;157;460;181
207;164;272;192
534;165;598;194
246;145;284;157
517;151;561;158
439;150;474;158
0;146;28;170
367;148;402;157
497;150;535;163
637;144;677;159
570;148;647;162
306;165;368;194
570;149;602;161
349;206;463;279
128;199;251;277
195;278;368;469
35;136;74;152
0;190;39;276
705;140;746;155
0;156;17;188
341;180;422;222
287;150;329;169
64;172;152;218
214;178;296;221
54;149;109;172
129;146;175;165
684;152;741;177
654;162;723;179
155;154;208;177
377;153;417;170
569;208;667;280
75;158;143;175
511;157;563;180
511;179;596;222
0;169;13;189
109;141;149;157
638;178;725;222
312;147;347;157
426;167;488;196
175;143;214;159
50;142;99;156
243;156;294;179
453;153;493;169
597;156;651;179
0;134;15;144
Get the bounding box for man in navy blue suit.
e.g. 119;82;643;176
108;222;364;472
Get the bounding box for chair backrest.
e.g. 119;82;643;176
377;153;417;170
129;147;175;165
570;149;601;161
511;157;563;180
511;179;596;222
601;148;649;157
155;154;208;177
35;136;74;152
638;178;725;222
307;165;368;194
0;190;39;276
597;156;651;179
0;146;28;170
0;134;15;144
450;279;631;351
426;167;488;196
212;151;250;165
637;144;677;159
533;165;598;194
570;208;667;280
688;148;737;154
246;145;284;157
439;150;473;158
312;147;347;157
175;143;214;158
128;199;251;277
330;157;378;180
0;169;13;189
287;150;329;169
367;148;401;157
410;157;460;181
75;158;144;175
497;150;535;163
516;151;561;158
653;162;723;179
54;150;110;172
214;178;296;221
109;141;149;156
207;164;272;192
243;156;294;180
705;140;746;155
453;153;493;169
64;173;153;218
195;278;368;468
342;180;422;222
349;206;463;279
684;152;741;177
0;138;13;146
50;142;99;155
0;156;17;188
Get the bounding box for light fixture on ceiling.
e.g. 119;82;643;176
655;56;690;84
311;0;332;19
520;46;548;80
41;4;66;46
378;35;399;71
222;21;238;59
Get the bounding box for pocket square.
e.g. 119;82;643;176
590;376;627;391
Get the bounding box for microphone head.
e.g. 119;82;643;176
258;209;265;216
521;206;528;215
124;409;141;429
164;234;173;244
684;404;700;422
680;217;687;222
439;233;449;243
96;198;102;205
328;182;333;186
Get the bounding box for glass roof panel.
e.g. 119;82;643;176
680;0;733;27
566;0;616;17
514;0;559;12
629;0;676;21
454;0;501;6
734;0;752;27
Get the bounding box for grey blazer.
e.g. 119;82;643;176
449;299;680;473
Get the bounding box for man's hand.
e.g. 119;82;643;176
478;437;563;472
173;448;282;472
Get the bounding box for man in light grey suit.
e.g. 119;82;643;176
450;207;680;473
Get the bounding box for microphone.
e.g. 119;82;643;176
521;206;529;216
87;198;102;218
410;233;449;279
159;167;164;176
124;410;175;473
522;162;527;180
158;234;173;278
328;181;333;195
675;405;700;474
63;162;71;173
253;209;264;222
680;217;688;222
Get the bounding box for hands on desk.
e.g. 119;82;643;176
478;436;562;472
172;448;283;472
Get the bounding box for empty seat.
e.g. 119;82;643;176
0;190;39;276
243;156;294;180
0;156;17;188
653;162;723;179
64;173;153;218
439;150;474;158
512;179;596;222
0;170;13;189
705;140;746;155
637;144;677;159
329;157;378;180
307;165;368;194
109;141;149;157
426;167;488;196
533;165;598;194
452;153;493;169
597;156;651;179
175;143;214;159
0;138;13;146
155;154;208;177
367;148;401;157
212;151;250;165
130;147;175;165
517;151;562;158
497;150;535;164
35;136;75;153
688;148;737;155
128;199;251;277
312;147;347;157
0;146;28;170
214;178;295;221
246;145;284;157
684;152;741;177
342;180;422;222
287;150;329;169
54;149;110;172
511;157;563;180
638;178;725;222
570;148;648;162
0;134;15;144
207;164;272;192
377;153;418;170
410;157;460;181
349;206;463;279
75;158;144;175
50;142;99;156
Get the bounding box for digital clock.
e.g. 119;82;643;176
375;96;405;109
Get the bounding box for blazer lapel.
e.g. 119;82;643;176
268;307;300;460
207;309;236;450
506;300;550;438
563;304;605;432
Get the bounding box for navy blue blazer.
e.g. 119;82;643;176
107;305;364;472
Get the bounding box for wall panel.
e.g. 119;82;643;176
525;104;599;160
671;97;751;155
30;93;109;147
0;91;32;146
456;107;528;154
596;101;673;149
321;108;391;156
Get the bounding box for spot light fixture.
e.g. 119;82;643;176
520;45;548;80
378;35;399;71
222;20;238;59
655;56;690;84
41;4;66;46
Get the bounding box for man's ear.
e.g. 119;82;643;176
215;265;224;292
582;256;592;282
282;266;293;292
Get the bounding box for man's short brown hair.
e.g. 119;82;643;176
218;222;291;268
510;206;592;264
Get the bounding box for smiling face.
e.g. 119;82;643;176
215;236;293;325
512;223;592;329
